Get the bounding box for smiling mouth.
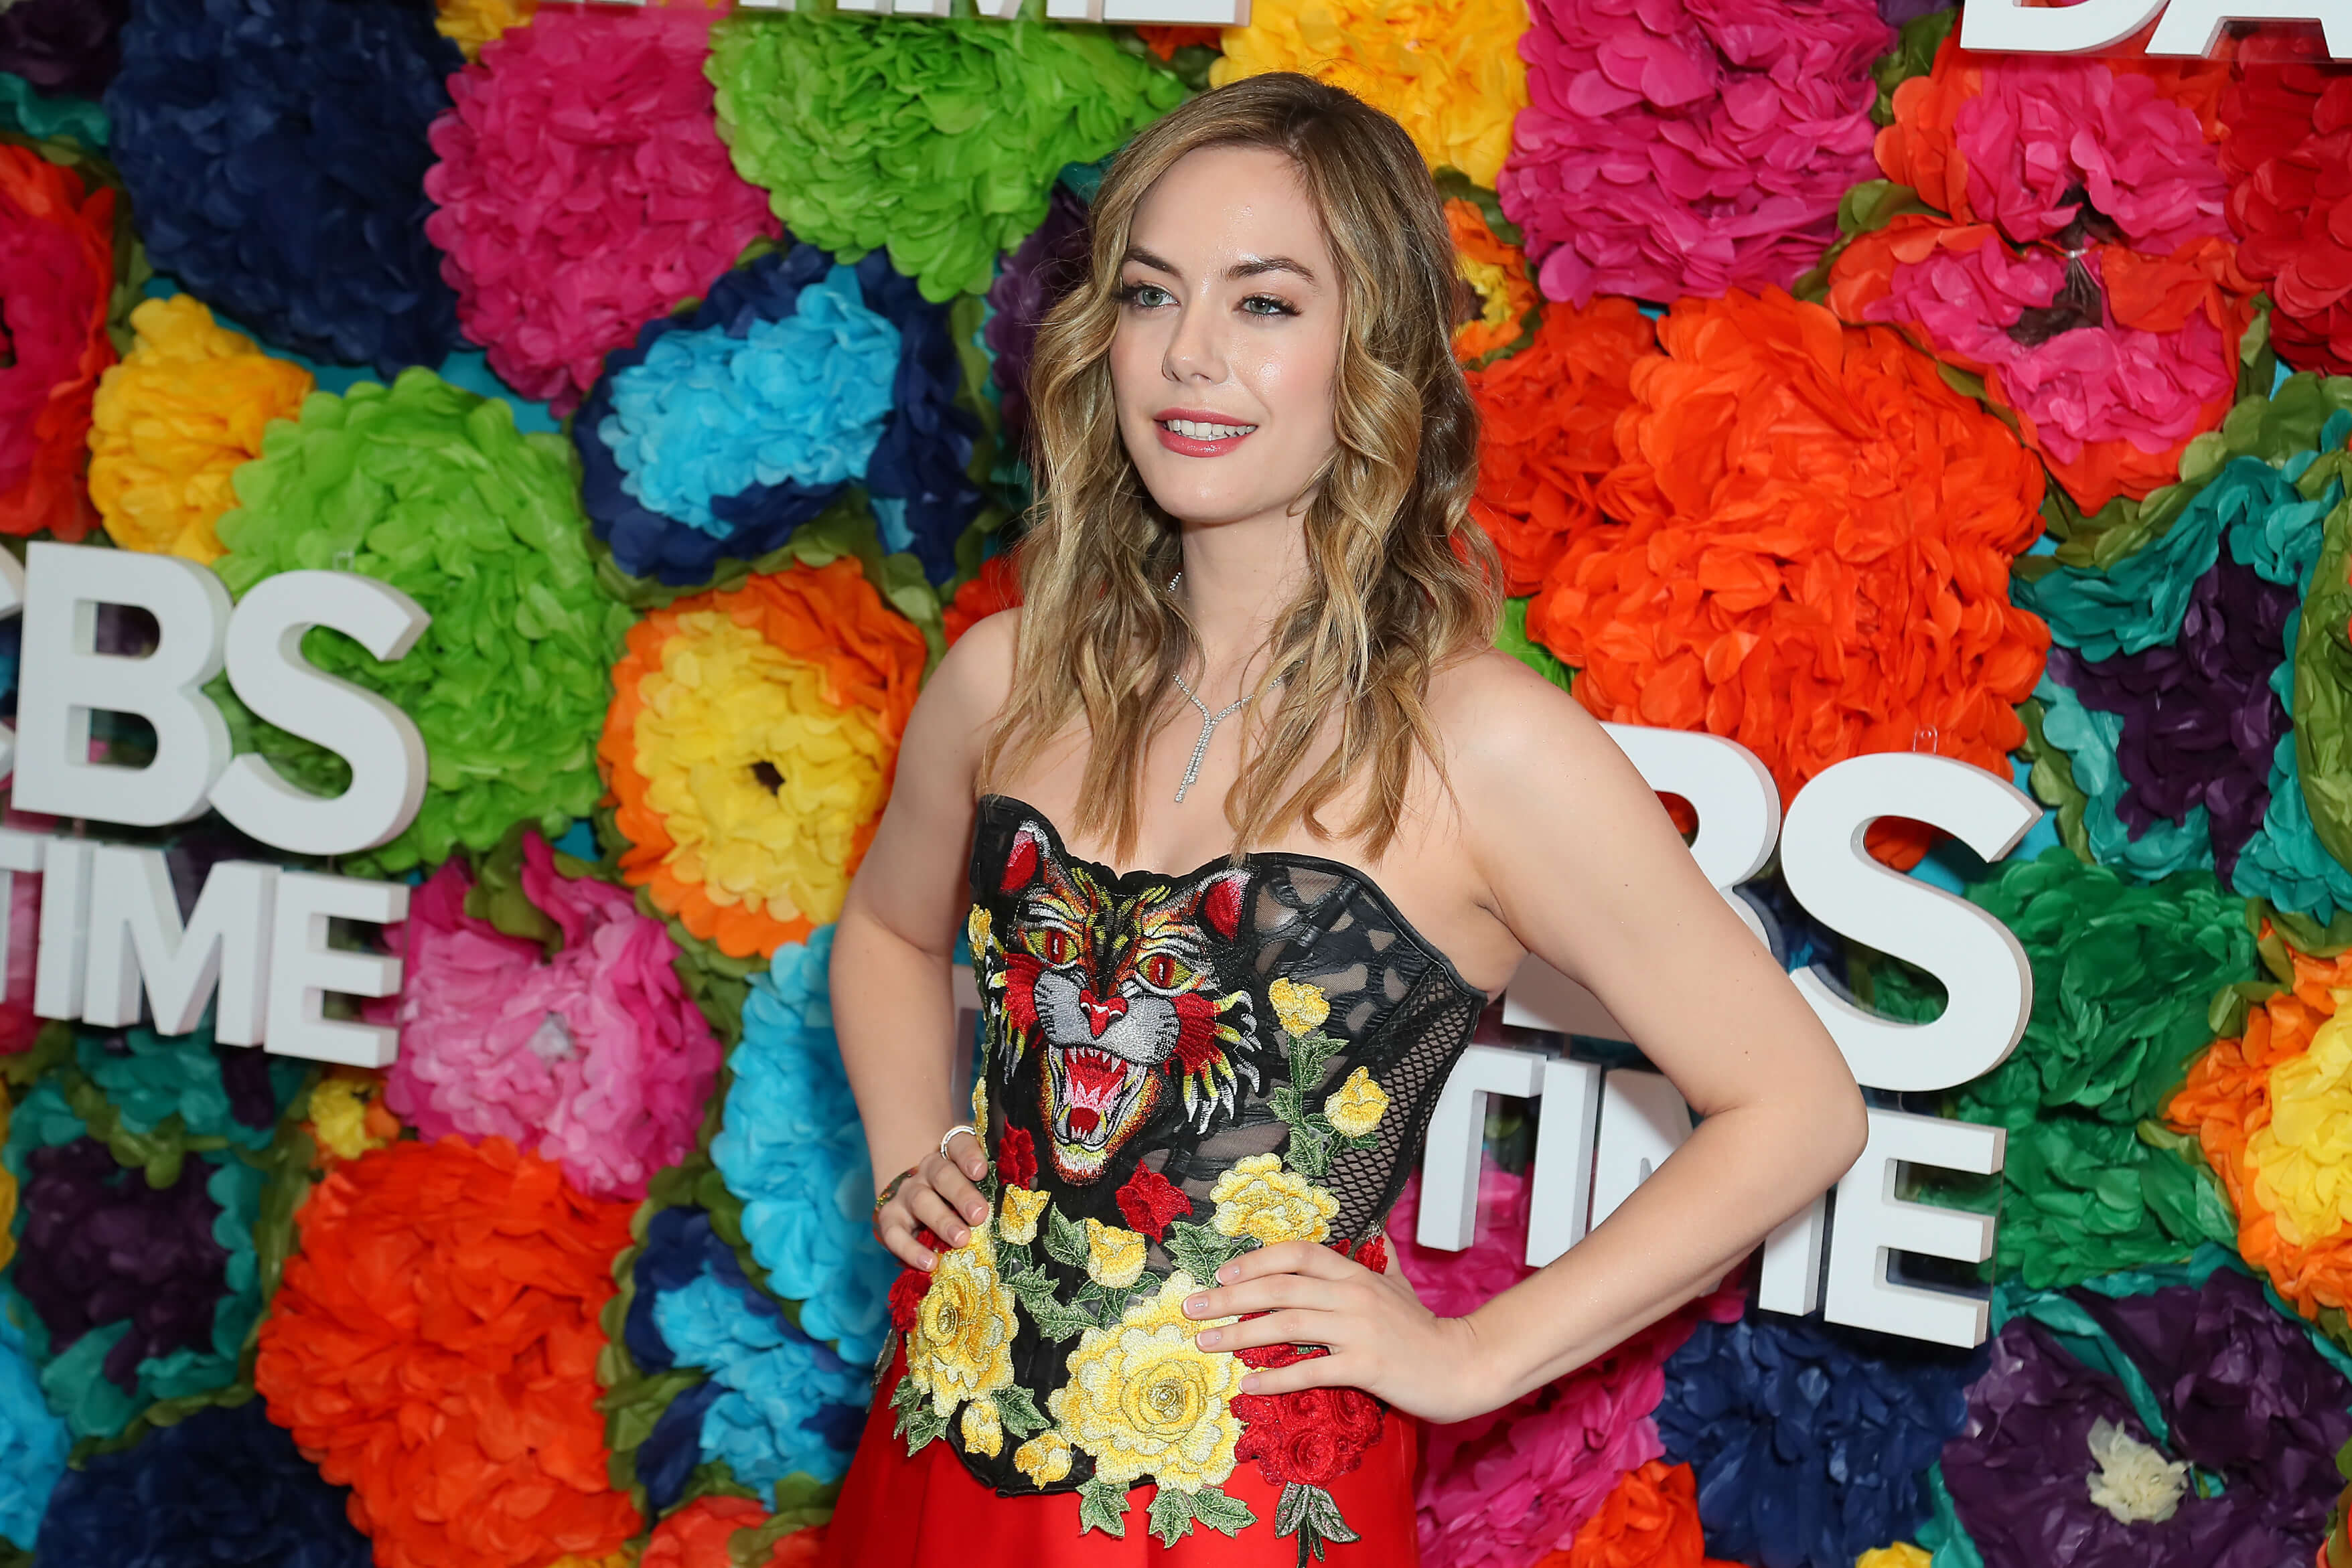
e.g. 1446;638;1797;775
1158;418;1256;440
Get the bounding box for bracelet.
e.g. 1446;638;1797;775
871;1167;915;1229
938;1122;978;1162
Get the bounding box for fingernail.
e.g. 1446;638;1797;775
919;1253;936;1270
1185;1294;1209;1316
968;1204;986;1223
1240;1375;1260;1393
953;1228;971;1246
1216;1264;1236;1284
1198;1329;1222;1348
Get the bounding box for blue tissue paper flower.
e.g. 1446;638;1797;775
1658;1313;1978;1568
0;1312;68;1551
103;0;461;374
35;1397;370;1568
710;927;895;1368
577;243;983;589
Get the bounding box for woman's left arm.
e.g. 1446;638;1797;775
1183;655;1869;1423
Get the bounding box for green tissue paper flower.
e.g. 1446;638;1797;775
709;5;1185;302
1875;849;2256;1287
210;368;636;878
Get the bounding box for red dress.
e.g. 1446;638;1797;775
821;797;1485;1568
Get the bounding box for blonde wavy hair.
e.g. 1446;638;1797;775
979;71;1501;862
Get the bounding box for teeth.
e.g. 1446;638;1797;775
1165;418;1254;440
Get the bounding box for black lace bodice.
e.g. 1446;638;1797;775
887;793;1487;1514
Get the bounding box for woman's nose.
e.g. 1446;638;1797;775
1163;296;1228;382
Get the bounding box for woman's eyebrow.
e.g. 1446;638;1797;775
1120;245;1321;286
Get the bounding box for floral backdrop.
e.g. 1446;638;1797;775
5;2;2352;1567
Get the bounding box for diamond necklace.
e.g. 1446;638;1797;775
1164;570;1282;805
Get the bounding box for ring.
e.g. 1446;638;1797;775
938;1122;978;1162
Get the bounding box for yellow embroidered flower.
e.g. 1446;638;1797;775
998;1184;1050;1247
960;1397;1005;1458
1086;1218;1148;1289
1325;1066;1390;1139
435;0;537;59
1014;1430;1074;1488
1268;977;1330;1038
88;295;315;564
968;905;993;953
2251;1000;2352;1246
907;1230;1019;1417
1048;1272;1246;1491
972;1065;988;1127
1211;0;1531;187
1209;1153;1339;1247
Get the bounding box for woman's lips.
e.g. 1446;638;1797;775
1154;418;1255;457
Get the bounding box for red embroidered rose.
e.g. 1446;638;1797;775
1232;1337;1386;1489
996;1125;1037;1189
888;1266;929;1332
1116;1162;1194;1240
1348;1234;1388;1275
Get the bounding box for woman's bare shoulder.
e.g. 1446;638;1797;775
1424;646;1615;781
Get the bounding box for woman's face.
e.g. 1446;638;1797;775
1108;145;1344;534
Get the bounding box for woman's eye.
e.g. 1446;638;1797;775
1241;295;1297;317
1118;281;1173;309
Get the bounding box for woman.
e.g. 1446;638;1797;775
823;72;1868;1567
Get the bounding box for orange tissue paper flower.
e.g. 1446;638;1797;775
640;1496;824;1568
1467;294;1653;595
1448;198;1538;366
1534;1461;1737;1568
1527;289;2049;867
599;557;928;959
254;1136;642;1568
2170;937;2352;1324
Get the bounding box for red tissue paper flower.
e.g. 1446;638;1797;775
2223;29;2352;375
254;1136;642;1568
0;142;114;540
1528;289;2049;868
942;550;1021;647
1467;295;1655;595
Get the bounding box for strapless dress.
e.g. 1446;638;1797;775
821;795;1489;1567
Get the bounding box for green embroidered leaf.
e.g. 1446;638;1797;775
900;1400;948;1454
995;1239;1034;1278
1300;1485;1357;1544
1164;1220;1244;1285
1268;1085;1305;1125
1043;1204;1090;1269
1009;1270;1097;1341
1289;1030;1342;1092
1147;1487;1199;1547
1079;1476;1130;1539
1188;1486;1257;1538
979;1169;1002;1203
1074;1279;1108;1310
1284;1121;1333;1178
994;1383;1048;1438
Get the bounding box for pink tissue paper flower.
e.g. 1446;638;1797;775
1501;0;1892;306
370;831;723;1202
1391;1164;1747;1568
424;4;781;414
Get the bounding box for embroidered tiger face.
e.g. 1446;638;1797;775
990;820;1262;1184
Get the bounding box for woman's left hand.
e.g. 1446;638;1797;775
1180;1241;1498;1425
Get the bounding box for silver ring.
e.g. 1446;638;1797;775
938;1122;978;1162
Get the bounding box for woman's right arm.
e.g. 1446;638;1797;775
831;610;1018;1272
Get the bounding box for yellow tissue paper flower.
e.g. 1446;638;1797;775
1325;1065;1389;1138
1209;1152;1339;1246
907;1229;1019;1419
2249;998;2352;1247
307;1074;393;1163
1014;1430;1074;1488
86;295;314;564
1086;1217;1149;1288
960;1397;1005;1458
1211;0;1530;187
1268;977;1329;1038
628;611;892;939
999;1185;1049;1246
1854;1549;1932;1568
435;0;538;60
1049;1271;1245;1491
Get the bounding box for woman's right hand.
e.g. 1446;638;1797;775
873;1129;993;1271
